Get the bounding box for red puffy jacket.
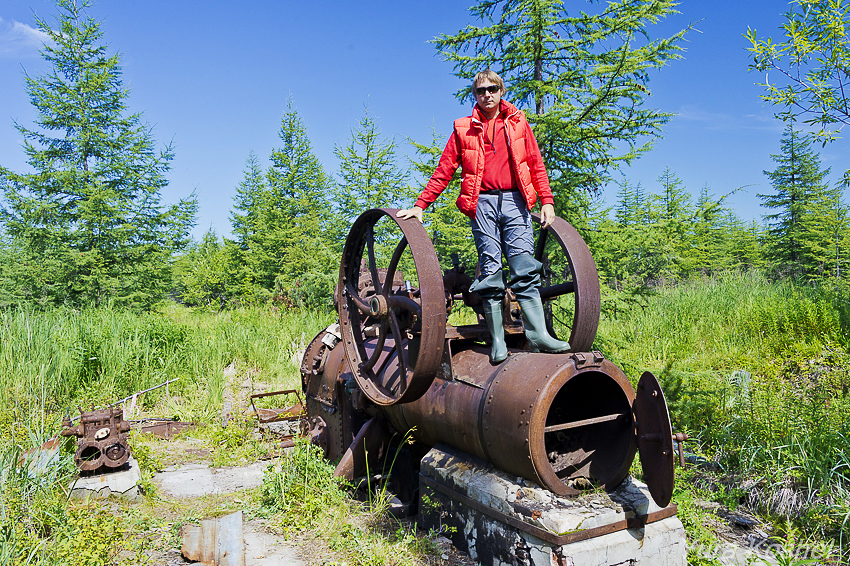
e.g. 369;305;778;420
414;100;554;218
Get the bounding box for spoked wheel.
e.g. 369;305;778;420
531;214;601;352
337;208;446;406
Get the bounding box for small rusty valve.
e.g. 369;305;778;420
672;432;690;467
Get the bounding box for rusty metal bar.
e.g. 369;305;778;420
672;432;690;467
544;413;626;433
539;281;575;300
249;389;304;424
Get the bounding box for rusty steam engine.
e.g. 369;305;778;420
300;209;675;511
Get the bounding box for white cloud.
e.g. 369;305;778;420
673;105;780;132
0;17;51;58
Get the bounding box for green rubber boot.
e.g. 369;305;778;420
518;297;570;353
482;300;508;364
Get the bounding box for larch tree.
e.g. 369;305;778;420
433;0;689;209
614;179;643;226
332;108;412;264
333;108;410;221
0;0;196;309
759;125;841;278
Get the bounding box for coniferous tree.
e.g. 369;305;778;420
173;230;230;309
759;125;837;278
218;151;268;303
333;108;410;224
614;179;642;226
433;0;688;206
724;217;764;272
264;100;335;307
831;202;850;280
0;0;196;308
332;108;413;272
230;151;266;249
652;167;692;222
644;168;692;279
691;184;726;274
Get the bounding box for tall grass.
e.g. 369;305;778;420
0;304;334;439
596;271;850;547
596;270;848;373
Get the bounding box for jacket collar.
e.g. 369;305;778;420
471;99;522;126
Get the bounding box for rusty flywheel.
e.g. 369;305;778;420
531;213;601;352
337;208;446;406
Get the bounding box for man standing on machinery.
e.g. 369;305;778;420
397;70;569;364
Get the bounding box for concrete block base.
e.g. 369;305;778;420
70;456;141;500
419;444;686;566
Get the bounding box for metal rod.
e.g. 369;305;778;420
544;412;625;433
539;281;575;299
69;378;179;423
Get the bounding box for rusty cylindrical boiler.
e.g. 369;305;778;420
302;208;675;509
382;346;672;503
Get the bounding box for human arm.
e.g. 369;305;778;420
411;130;462;211
523;120;555;210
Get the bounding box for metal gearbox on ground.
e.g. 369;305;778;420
61;406;132;474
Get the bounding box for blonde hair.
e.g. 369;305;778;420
472;70;505;93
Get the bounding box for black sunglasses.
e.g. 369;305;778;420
474;85;501;96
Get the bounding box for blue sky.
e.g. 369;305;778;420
1;1;847;239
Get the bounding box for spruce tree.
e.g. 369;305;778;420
433;0;688;204
0;0;196;308
263;100;335;306
230;151;266;249
759;125;838;278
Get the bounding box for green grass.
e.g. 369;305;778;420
4;274;850;563
0;303;444;565
0;304;334;434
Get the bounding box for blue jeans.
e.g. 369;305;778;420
470;190;534;277
468;190;539;301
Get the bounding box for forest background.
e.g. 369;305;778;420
0;0;849;564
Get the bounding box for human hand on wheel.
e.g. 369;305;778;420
540;203;556;229
396;206;424;223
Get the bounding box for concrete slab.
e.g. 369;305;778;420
419;444;687;566
154;461;268;498
70;456;141;500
